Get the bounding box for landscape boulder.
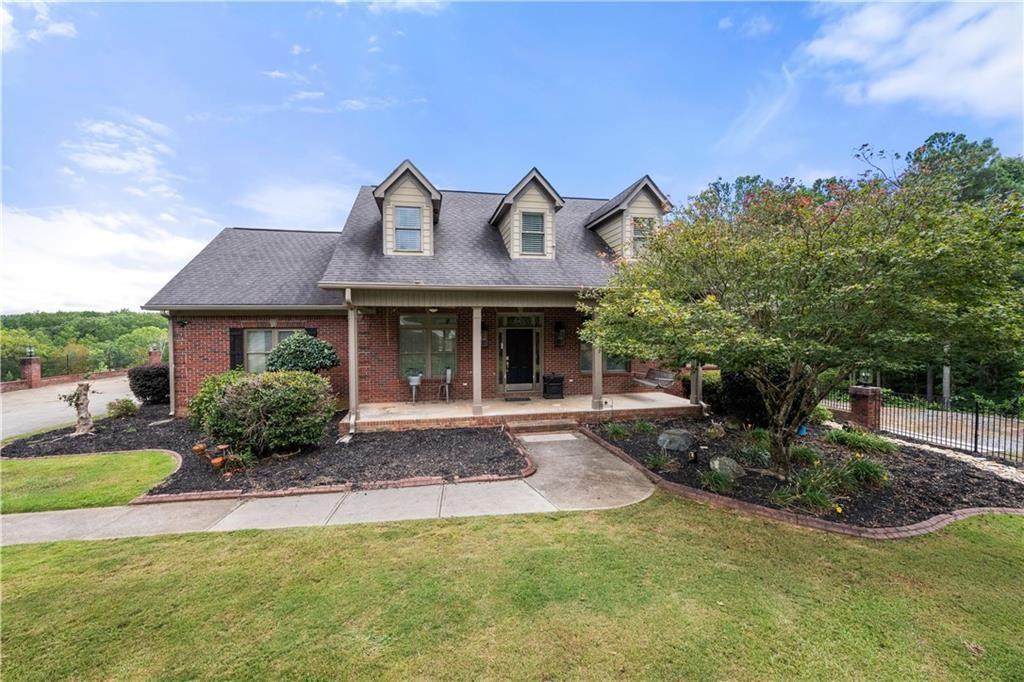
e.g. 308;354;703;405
710;455;745;481
657;429;696;454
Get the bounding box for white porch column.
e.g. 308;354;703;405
472;306;483;416
347;304;359;419
591;344;603;410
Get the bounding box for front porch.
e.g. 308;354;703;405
355;391;702;431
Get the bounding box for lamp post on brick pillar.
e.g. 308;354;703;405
20;353;42;389
848;385;882;431
148;344;162;365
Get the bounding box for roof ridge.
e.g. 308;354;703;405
227;227;343;235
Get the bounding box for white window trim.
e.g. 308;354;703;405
244;328;302;372
631;216;657;257
520;211;546;256
394;205;424;253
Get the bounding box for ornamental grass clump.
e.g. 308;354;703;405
825;429;897;454
190;370;334;456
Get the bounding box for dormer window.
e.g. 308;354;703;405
488;168;564;260
372;160;441;257
632;216;656;255
521;212;545;254
394;206;423;251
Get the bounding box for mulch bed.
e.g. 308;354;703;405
2;405;527;496
597;418;1024;528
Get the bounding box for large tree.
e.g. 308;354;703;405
580;147;1024;475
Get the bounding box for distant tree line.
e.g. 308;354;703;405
0;310;167;381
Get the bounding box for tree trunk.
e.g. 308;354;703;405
72;382;93;436
768;423;793;478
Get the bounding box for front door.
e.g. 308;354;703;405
505;328;534;391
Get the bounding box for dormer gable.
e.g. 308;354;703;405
488;168;564;260
373;160;442;256
586;176;671;259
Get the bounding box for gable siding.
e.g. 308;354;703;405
594;214;624;255
383;174;433;256
511;181;556;259
623;188;662;259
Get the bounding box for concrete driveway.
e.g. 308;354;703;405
1;431;655;545
1;376;137;440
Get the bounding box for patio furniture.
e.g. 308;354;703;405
436;367;453;403
632;368;676;389
408;372;422;403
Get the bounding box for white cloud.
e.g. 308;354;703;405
2;7;18;52
0;206;206;312
25;2;76;43
233;181;357;229
62;116;176;186
804;3;1023;119
260;69;309;83
289;90;325;101
740;15;775;38
718;65;797;153
158;212;178;223
368;34;378;44
393;29;406;37
367;1;446;15
717;17;733;31
290;43;309;55
337;96;425;111
368;45;381;53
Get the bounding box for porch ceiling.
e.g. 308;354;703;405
347;288;582;308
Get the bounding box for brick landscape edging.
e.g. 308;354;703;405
132;428;536;505
577;426;1024;540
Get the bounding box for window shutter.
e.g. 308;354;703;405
229;328;244;370
304;327;318;337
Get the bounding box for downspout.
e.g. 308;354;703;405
163;311;175;417
345;288;357;436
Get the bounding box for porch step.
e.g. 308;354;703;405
506;418;578;434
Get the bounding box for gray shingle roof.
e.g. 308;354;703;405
144;228;343;309
585;177;646;227
319;187;618;289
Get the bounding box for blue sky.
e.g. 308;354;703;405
3;1;1022;312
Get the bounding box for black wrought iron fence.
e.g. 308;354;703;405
879;391;1023;465
821;387;850;412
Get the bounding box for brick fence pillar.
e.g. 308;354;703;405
848;385;882;431
148;349;163;365
19;356;42;389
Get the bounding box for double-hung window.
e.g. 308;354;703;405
245;329;299;373
521;212;545;255
580;341;629;373
394;206;422;252
399;315;457;378
632;216;657;255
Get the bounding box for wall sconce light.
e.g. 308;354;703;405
25;345;35;358
176;319;189;328
481;322;489;347
554;321;567;347
149;343;160;352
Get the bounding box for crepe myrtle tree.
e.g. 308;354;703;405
580;152;1024;476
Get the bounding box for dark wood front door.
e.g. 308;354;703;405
505;328;534;389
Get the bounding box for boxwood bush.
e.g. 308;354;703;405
266;332;340;373
127;363;170;404
190;370;334;455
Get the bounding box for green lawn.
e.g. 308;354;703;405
2;494;1022;680
0;451;176;513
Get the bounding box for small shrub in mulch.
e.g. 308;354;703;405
128;363;170;405
596;418;1024;528
1;405;527;497
106;398;140;419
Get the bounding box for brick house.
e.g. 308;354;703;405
145;160;693;425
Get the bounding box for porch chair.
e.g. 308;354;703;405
436;367;453;403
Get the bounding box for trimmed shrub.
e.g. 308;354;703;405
266;332;341;373
127;363;170;404
716;370;769;425
106;398;139;419
192;370;334;455
188;370;248;430
700;370;722;408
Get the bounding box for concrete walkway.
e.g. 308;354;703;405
1;432;653;546
1;376;136;439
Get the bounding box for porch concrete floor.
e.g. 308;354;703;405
358;391;694;423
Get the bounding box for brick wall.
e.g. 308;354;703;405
170;314;349;413
170;307;657;412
